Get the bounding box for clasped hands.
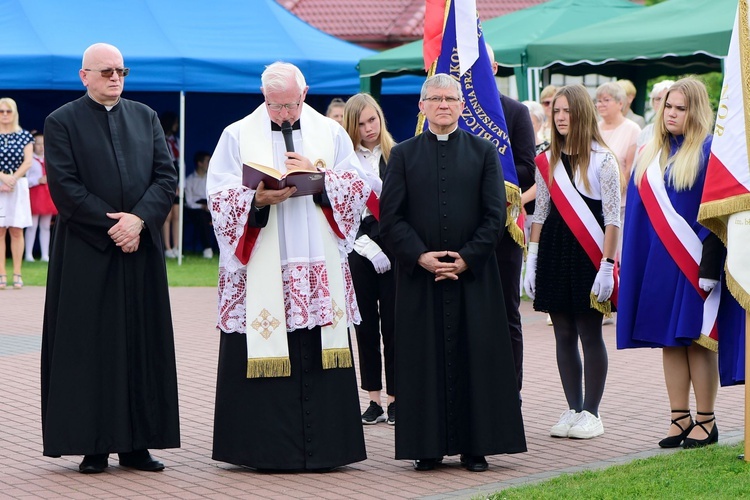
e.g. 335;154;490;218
107;212;143;254
253;152;317;208
0;173;17;192
418;250;467;282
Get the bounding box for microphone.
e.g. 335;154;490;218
281;121;295;153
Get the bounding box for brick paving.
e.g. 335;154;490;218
1;286;744;499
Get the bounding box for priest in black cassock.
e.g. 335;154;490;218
41;43;180;474
380;74;527;473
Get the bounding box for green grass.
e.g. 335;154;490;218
491;443;750;500
5;253;219;287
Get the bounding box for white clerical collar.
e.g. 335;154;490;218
428;125;459;141
87;92;120;111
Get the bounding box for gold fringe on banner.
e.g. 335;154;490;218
246;357;291;379
415;59;438;136
589;293;612;318
322;348;353;369
694;334;719;353
698;194;750;244
726;269;750;311
505;182;524;247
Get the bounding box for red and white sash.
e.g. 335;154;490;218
639;154;720;348
536;151;618;308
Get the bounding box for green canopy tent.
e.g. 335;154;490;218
358;0;644;101
526;0;736;109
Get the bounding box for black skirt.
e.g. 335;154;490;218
534;200;604;314
212;328;367;470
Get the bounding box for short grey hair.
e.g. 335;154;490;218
522;100;546;125
420;73;463;101
595;81;626;104
261;62;307;94
650;80;675;99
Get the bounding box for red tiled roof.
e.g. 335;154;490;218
277;0;548;47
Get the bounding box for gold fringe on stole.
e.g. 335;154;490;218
589;292;612;317
247;357;291;379
694;334;719;353
505;182;524;247
726;269;750;311
322;348;353;369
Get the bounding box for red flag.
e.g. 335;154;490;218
423;0;446;71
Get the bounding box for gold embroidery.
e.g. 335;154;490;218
330;299;345;328
250;308;281;339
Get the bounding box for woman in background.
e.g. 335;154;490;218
343;93;396;426
0;97;33;289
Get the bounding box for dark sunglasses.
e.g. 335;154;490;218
84;67;130;78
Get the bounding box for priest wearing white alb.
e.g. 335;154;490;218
206;62;375;471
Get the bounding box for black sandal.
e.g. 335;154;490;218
658;409;693;448
682;411;718;448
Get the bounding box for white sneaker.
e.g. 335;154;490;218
550;409;579;438
567;410;604;439
202;248;214;259
164;249;177;258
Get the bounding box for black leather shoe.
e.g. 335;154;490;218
413;458;438;471
118;450;165;471
460;455;488;472
79;454;108;474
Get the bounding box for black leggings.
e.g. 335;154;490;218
550;310;608;417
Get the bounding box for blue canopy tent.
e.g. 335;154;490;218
1;0;420;257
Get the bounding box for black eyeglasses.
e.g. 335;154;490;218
84;67;130;78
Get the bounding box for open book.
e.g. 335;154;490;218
242;161;325;197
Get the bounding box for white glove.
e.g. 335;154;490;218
591;260;615;302
523;242;538;300
370;251;391;274
699;278;719;292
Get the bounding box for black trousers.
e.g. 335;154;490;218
494;231;524;391
348;251;396;396
186;207;214;251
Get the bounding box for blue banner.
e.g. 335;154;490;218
431;1;518;188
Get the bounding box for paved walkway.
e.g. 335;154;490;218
1;286;744;499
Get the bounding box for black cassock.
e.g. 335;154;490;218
380;129;526;460
41;96;180;456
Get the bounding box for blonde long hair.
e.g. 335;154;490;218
634;78;713;190
548;85;609;193
342;93;394;163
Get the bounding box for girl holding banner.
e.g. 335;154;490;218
524;85;621;440
617;78;729;449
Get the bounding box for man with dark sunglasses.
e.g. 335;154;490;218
41;43;180;474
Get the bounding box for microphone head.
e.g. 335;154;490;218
281;121;293;133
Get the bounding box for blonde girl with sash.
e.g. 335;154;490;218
524;85;621;440
617;78;732;449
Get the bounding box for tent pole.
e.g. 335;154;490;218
177;91;186;266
